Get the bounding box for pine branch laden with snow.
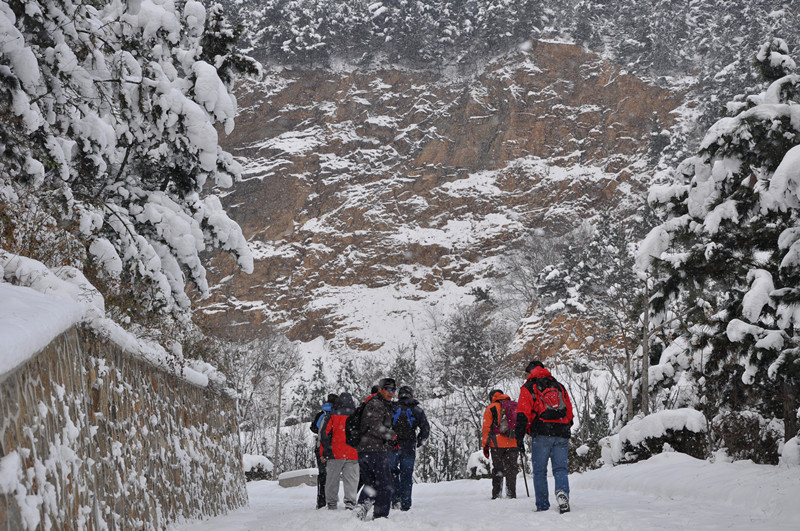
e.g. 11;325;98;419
640;40;800;443
0;0;254;318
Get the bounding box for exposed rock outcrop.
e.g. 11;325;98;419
199;40;683;355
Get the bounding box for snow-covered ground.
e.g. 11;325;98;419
170;453;798;530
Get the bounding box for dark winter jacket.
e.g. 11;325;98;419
310;401;333;434
515;366;574;440
358;393;396;452
392;396;430;447
320;393;358;460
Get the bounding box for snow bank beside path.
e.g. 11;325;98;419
572;452;799;525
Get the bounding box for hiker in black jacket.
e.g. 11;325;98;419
389;385;430;511
310;393;337;509
355;378;397;519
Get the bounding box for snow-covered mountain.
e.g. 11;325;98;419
198;40;683;357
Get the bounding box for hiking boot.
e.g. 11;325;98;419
556;490;570;514
355;502;373;521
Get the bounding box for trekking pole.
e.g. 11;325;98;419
520;449;530;498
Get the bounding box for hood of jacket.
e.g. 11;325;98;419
321;402;333;412
333;392;356;415
490;391;511;403
528;366;553;380
397;396;419;408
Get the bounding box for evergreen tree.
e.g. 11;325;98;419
0;0;256;322
641;39;800;447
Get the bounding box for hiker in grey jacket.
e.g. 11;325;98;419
356;378;397;519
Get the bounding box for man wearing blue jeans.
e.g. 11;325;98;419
388;386;430;511
515;361;574;513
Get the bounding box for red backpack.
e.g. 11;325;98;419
532;380;568;422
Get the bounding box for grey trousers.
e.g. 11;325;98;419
325;458;360;509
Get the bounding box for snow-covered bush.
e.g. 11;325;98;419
602;409;708;465
712;411;783;465
465;450;490;479
569;440;603;473
242;454;274;482
781;435;800;467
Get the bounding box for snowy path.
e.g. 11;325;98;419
170;453;799;530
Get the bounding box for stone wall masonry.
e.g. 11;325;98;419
0;326;247;530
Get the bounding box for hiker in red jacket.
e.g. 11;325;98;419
515;361;574;513
481;389;519;499
320;392;359;510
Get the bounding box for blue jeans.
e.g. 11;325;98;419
357;451;394;518
389;441;416;510
531;435;569;511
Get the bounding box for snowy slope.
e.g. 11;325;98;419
169;453;799;530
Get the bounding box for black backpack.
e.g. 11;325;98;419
345;399;369;448
392;405;417;440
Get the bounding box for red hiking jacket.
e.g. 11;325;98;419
516;366;574;439
321;414;358;460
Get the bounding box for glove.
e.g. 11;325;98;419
391;435;400;451
483;447;490;459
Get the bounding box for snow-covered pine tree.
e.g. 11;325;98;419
0;0;255;322
640;39;800;456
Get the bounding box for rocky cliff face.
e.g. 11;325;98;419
199;40;683;356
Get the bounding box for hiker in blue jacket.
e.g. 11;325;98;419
388;385;430;511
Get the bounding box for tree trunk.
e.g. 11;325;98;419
784;380;799;440
626;347;634;422
274;379;283;480
641;285;650;416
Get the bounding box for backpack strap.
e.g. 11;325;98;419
487;402;500;448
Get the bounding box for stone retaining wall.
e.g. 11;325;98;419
0;326;247;530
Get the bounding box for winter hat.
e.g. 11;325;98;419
524;360;544;375
489;389;503;402
398;385;414;399
378;377;396;389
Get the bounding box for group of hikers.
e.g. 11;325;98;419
310;360;574;520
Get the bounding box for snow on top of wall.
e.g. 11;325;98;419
0;250;225;390
0;283;83;378
277;467;317;480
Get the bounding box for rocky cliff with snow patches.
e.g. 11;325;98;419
200;40;683;356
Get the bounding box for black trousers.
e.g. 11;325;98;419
316;452;327;508
490;446;519;498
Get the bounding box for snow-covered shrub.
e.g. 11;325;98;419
781;435;800;467
712;411;783;465
465;450;490;479
243;454;274;482
569;440;603;473
602;409;708;465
